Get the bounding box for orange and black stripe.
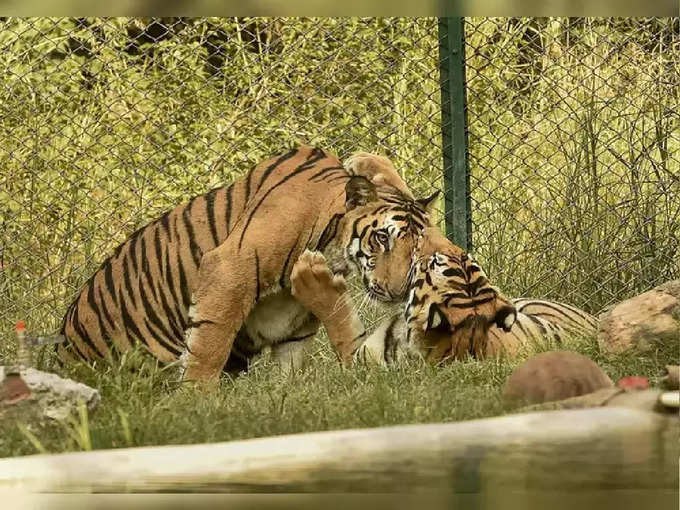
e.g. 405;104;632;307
59;147;353;363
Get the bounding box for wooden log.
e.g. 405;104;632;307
0;408;676;493
517;388;679;414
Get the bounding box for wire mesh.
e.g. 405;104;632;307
0;17;677;359
463;18;679;313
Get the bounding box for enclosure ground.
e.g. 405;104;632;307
0;336;675;459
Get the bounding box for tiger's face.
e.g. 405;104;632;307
403;228;516;362
342;176;437;302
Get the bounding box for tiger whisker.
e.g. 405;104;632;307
324;292;361;325
354;293;369;316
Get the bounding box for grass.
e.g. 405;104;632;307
1;333;676;459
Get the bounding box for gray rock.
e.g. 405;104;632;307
0;366;100;422
598;279;680;354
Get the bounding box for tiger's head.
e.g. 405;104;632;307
340;176;438;302
402;227;517;362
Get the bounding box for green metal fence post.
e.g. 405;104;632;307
438;17;471;252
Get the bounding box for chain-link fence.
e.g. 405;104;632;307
461;18;679;312
0;17;678;357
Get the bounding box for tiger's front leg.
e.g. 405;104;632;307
290;250;366;365
182;250;257;387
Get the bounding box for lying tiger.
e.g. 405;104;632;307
59;146;438;385
290;231;597;366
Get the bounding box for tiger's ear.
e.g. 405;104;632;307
345;176;378;211
416;191;439;214
494;305;517;333
426;303;451;332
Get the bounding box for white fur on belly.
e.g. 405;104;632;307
245;288;311;348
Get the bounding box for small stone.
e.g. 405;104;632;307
0;372;32;404
0;366;100;423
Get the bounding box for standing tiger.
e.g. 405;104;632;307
59;146;437;385
290;232;597;365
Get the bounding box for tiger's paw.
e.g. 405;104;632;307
291;250;347;321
